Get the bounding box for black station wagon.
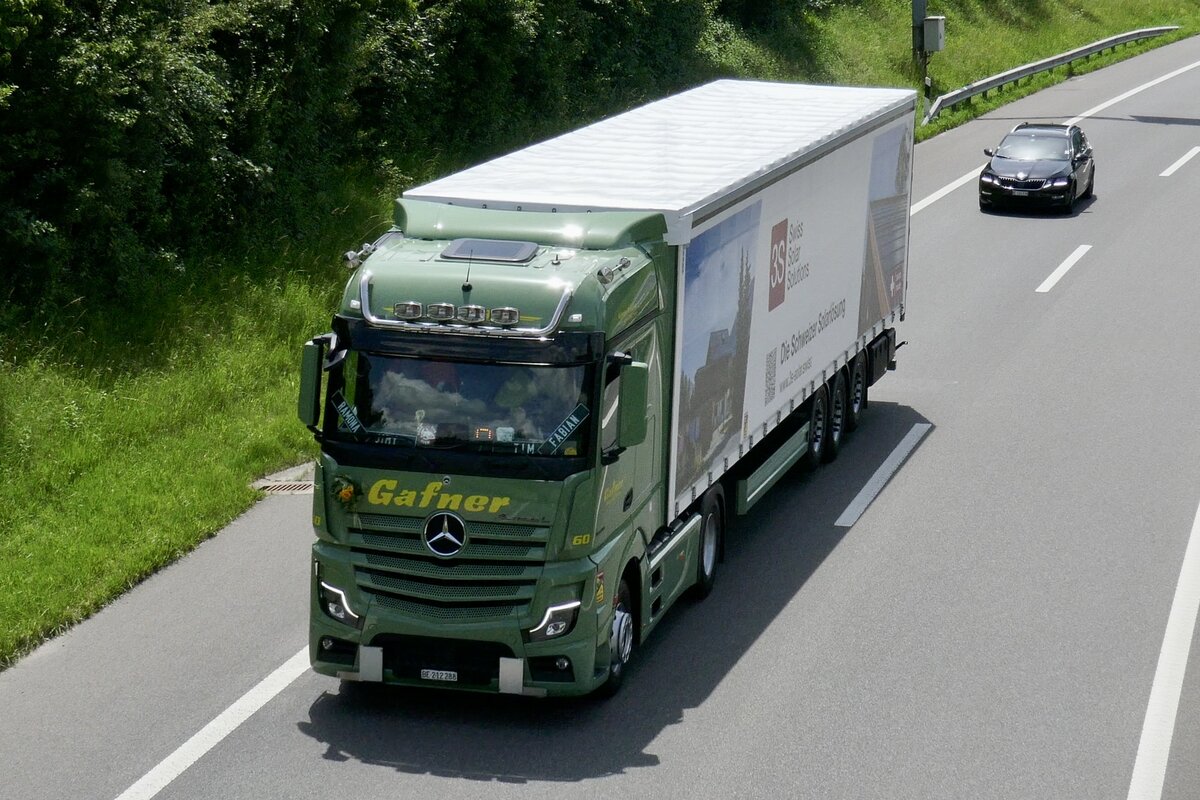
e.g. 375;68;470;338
979;123;1095;213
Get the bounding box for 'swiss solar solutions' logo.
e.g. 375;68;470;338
768;218;810;311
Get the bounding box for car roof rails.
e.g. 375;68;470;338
1010;121;1069;134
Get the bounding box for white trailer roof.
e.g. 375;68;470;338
405;79;916;243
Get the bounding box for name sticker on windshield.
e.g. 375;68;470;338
539;404;590;455
331;391;364;433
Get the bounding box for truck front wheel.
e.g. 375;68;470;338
599;575;635;697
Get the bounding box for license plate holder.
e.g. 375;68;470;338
420;668;458;682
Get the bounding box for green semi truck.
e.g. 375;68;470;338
299;79;917;697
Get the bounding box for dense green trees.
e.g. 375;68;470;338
0;0;745;314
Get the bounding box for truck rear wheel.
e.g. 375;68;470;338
798;385;829;470
846;355;868;432
822;374;847;463
693;487;724;599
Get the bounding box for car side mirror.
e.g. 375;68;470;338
983;147;995;157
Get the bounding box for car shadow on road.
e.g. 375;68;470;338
296;401;933;783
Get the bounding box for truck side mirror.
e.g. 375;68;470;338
299;338;325;430
616;361;649;449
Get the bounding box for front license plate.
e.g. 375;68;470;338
1011;190;1029;197
420;668;458;682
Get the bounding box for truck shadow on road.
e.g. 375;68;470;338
296;401;933;783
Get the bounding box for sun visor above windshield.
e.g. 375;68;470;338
395;199;667;250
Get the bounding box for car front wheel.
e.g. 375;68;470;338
1063;180;1077;213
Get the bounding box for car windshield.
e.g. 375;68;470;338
995;133;1070;161
325;351;592;458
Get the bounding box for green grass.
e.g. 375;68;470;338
0;276;331;661
3;1;1199;668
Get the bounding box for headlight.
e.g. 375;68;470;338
1050;177;1070;188
980;173;996;184
527;600;581;642
318;580;363;629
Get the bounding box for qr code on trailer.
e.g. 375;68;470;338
765;347;777;404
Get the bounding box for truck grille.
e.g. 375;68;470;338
347;512;547;621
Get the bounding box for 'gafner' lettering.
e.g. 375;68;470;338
366;479;511;514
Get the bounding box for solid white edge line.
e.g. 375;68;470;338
1036;244;1091;293
912;59;1200;216
1161;146;1200;177
114;648;310;800
1126;496;1200;800
835;423;931;527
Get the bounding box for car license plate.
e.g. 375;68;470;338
1012;190;1029;197
420;668;458;682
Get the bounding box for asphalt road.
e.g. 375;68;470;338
4;35;1200;800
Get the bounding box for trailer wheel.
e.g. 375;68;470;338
823;374;846;463
598;574;635;697
799;385;829;470
845;355;868;432
692;487;724;600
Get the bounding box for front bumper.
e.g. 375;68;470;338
310;546;611;698
979;179;1071;207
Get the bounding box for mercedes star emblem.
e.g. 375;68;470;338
423;512;467;558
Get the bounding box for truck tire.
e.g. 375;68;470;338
798;385;829;470
845;355;868;432
598;574;635;697
822;374;847;463
692;487;724;600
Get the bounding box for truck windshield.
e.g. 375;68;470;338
325;351;592;458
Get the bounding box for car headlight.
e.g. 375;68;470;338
318;580;364;629
527;600;582;642
1050;177;1070;188
980;173;997;184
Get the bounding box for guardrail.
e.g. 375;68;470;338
922;26;1180;124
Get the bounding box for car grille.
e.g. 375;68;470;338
347;512;547;622
997;177;1047;190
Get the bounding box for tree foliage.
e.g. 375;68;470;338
0;0;757;314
